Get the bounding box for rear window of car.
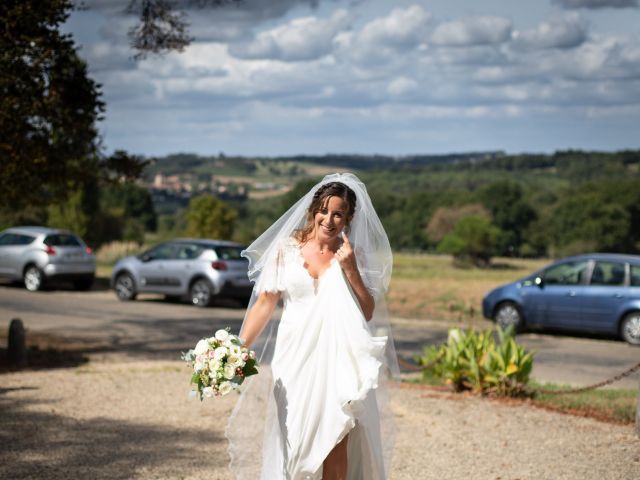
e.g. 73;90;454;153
44;234;81;247
631;265;640;287
215;246;244;260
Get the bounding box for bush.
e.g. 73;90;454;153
437;215;500;266
417;327;534;396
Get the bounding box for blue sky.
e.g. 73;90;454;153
64;0;640;157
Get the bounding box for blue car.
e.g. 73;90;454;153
482;253;640;345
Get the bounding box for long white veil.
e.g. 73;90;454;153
226;172;399;479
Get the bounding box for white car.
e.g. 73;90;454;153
110;239;252;307
0;226;96;291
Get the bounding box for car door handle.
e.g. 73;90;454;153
612;293;624;298
566;291;576;297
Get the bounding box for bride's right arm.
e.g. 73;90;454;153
240;291;281;348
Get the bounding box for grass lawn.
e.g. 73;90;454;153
530;382;638;424
387;253;549;322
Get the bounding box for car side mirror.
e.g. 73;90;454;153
534;276;544;288
141;254;153;262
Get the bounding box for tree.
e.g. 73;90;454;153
437;215;500;266
186;194;236;239
426;204;491;244
125;0;240;58
1;0;104;211
477;181;536;256
47;189;90;239
1;3;148;210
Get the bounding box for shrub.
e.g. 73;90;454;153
437;215;500;267
417;326;534;396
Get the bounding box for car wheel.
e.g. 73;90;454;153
73;278;94;291
493;301;523;332
24;265;45;292
190;278;214;307
620;312;640;345
114;272;137;301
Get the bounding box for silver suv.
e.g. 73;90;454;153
110;239;252;307
0;226;96;291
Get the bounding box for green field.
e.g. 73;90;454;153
388;253;548;321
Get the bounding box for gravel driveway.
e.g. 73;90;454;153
1;359;638;480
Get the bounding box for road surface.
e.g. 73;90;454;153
0;282;638;388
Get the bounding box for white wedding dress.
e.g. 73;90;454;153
258;239;388;479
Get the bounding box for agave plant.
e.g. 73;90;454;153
416;326;534;396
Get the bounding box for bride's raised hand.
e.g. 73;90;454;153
335;232;358;274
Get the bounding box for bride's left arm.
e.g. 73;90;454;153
336;232;375;321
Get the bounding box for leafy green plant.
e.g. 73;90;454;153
417;326;534;396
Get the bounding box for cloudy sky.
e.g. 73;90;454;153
64;0;640;157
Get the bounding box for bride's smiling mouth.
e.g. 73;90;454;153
320;223;335;233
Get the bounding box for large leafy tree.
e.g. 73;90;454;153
1;0;104;211
186;194;236;239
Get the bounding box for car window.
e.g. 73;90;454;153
144;243;175;260
544;260;589;286
215;246;244;260
15;234;36;245
176;244;204;260
590;261;626;286
0;233;15;245
0;233;35;245
631;265;640;287
44;234;81;247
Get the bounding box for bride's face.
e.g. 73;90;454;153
313;196;349;242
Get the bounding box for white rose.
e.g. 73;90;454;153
208;359;220;371
194;358;205;372
223;364;236;380
202;386;214;398
227;355;243;368
215;329;229;342
214;346;228;359
218;381;233;396
194;339;210;355
241;352;249;361
230;345;242;356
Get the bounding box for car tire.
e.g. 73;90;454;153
620;312;640;345
114;272;137;301
190;278;214;308
73;278;94;291
23;265;45;292
493;301;523;332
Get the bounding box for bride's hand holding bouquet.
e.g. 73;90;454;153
182;328;258;400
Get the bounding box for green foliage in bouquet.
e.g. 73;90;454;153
417;326;534;396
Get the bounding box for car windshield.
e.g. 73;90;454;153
215;246;244;260
44;234;82;247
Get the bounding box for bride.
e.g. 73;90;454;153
226;173;398;479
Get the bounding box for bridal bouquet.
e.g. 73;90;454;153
182;328;258;400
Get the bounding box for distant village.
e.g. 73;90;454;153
148;172;289;205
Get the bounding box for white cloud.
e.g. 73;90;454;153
431;16;512;46
228;9;351;61
553;0;638;9
511;14;588;50
387;77;419;96
340;5;431;65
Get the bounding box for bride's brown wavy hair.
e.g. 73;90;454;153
294;182;357;245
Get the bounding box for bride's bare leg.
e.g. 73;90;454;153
322;434;349;480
